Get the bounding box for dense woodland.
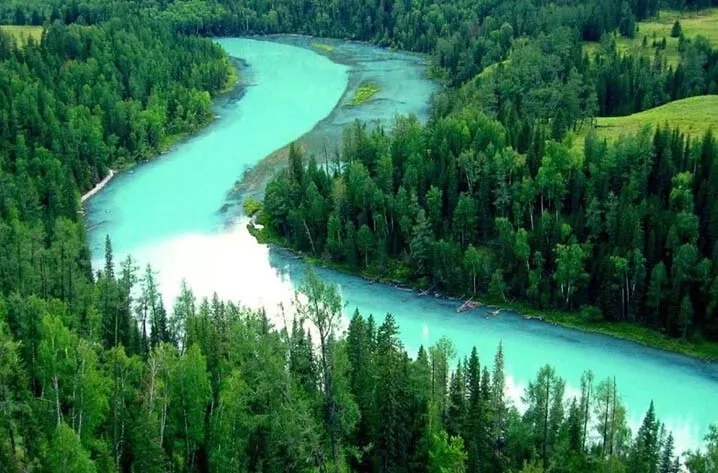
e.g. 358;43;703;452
262;115;718;341
4;253;718;473
2;0;718;135
241;0;718;341
1;0;718;471
0;16;231;290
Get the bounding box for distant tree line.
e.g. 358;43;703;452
2;0;716;146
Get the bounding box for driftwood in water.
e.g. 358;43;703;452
456;298;480;313
419;284;436;296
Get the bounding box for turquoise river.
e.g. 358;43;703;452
85;37;718;455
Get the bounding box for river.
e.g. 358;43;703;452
85;37;718;454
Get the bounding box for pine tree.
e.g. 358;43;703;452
630;401;661;473
670;20;682;38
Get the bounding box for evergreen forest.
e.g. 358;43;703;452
1;0;718;472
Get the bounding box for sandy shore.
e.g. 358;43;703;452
82;169;115;203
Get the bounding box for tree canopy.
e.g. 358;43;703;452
1;0;718;471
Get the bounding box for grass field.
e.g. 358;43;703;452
0;25;44;45
583;8;718;66
574;95;717;147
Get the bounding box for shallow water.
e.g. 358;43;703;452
86;37;718;454
265;35;439;154
86;38;349;256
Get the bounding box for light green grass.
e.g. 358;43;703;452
583;8;718;67
575;96;717;147
347;83;381;106
476;38;528;79
311;42;335;53
0;25;44;45
478;59;511;79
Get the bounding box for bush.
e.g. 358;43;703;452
580;305;604;323
243;198;263;217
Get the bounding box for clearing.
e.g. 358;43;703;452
574;95;717;146
583;8;718;66
0;25;44;45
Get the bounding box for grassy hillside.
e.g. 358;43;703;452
574;95;717;146
0;25;43;45
477;59;510;78
583;8;718;66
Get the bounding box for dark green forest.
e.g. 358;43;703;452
3;0;718;134
1;0;718;472
261;113;718;342
245;0;718;344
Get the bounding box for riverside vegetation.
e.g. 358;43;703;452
1;0;718;472
249;0;718;359
348;84;382;106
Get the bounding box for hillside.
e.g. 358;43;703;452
583;8;718;66
576;95;718;145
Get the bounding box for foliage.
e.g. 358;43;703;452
3;255;713;473
584;8;718;67
242;198;263;217
261;115;718;345
0;0;717;471
0;25;43;44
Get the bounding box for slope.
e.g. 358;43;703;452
583;8;718;66
580;95;718;143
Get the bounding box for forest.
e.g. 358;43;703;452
247;0;718;343
259;111;718;342
1;0;718;471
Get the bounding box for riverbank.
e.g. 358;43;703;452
81;169;115;203
247;219;718;362
81;55;244;207
222;35;438;212
81;117;217;205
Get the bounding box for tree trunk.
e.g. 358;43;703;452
609;378;617;456
303;219;317;255
582;383;591;451
542;378;550;469
53;376;62;426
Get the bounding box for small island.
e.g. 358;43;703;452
347;82;381;106
311;41;336;53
